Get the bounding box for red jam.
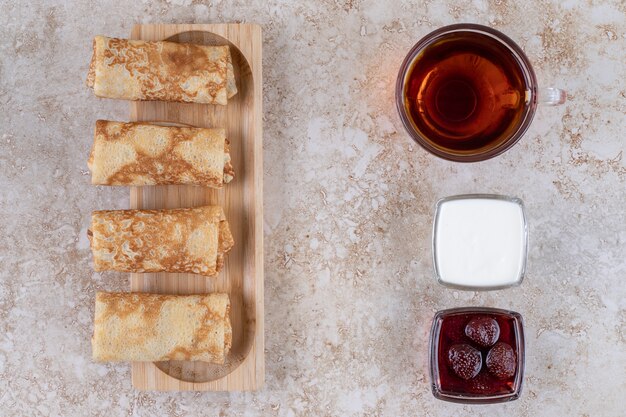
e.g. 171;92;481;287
430;308;524;403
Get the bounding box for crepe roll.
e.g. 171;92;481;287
86;35;237;105
92;292;232;363
88;120;234;187
89;206;234;276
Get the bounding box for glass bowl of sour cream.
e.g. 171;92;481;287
432;194;528;290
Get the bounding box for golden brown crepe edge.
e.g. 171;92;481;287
86;121;102;175
225;51;237;99
224;301;232;355
86;37;97;88
215;208;234;274
223;139;234;184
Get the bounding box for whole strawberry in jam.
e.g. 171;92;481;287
447;344;482;380
486;342;516;379
465;316;500;347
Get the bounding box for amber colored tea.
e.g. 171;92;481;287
403;32;529;153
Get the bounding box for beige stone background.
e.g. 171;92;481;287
1;0;625;415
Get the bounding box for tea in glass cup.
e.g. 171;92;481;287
396;24;566;162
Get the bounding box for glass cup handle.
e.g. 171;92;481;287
539;87;566;106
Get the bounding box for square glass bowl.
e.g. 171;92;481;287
432;194;528;290
429;307;525;404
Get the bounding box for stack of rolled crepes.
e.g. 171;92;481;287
87;36;237;364
88;206;234;363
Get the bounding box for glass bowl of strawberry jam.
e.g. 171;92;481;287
429;307;525;403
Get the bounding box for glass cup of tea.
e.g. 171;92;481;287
396;23;566;162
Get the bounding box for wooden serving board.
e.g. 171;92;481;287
128;23;263;391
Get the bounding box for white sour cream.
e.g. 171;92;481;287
433;196;527;289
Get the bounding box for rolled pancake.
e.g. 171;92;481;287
89;206;234;276
86;35;237;105
92;292;232;363
88;120;234;187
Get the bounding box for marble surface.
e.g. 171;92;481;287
1;0;625;415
